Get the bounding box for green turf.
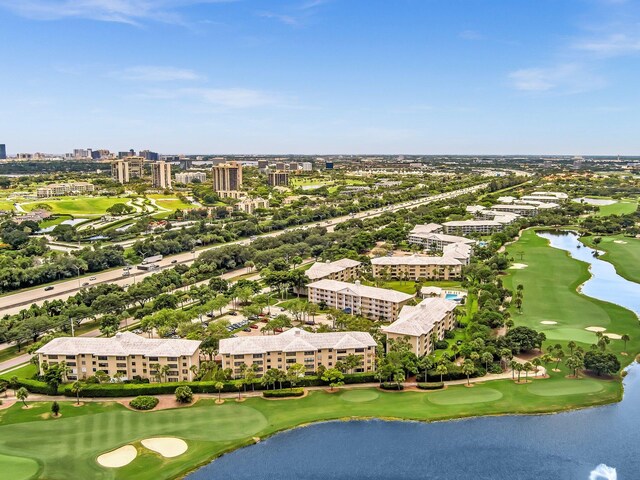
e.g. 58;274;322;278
0;452;40;480
147;195;194;211
340;390;380;402
22;197;126;216
526;379;603;397
427;387;503;405
503;229;639;356
595;199;638;217
581;235;640;284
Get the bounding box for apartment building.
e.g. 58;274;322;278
268;170;290;187
219;328;377;378
409;229;475;251
36;182;95;198
306;279;414;321
306;258;362;282
234;197;268;214
175;171;207;184
442;242;472;265
151;160;172;189
443;220;504;235
35;332;201;382
371;255;463;281
530;191;568;201
111;159;130;184
492;204;538;217
382;298;458;356
212;161;243;198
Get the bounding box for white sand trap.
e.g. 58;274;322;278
604;333;622;340
613;240;627;244
585;326;607;333
509;263;528;270
540;321;558;325
97;445;137;468
141;437;188;458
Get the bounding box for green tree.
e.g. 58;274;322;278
462;359;475;386
214;381;224;402
175;386;194;404
71;381;83;405
481;352;494;372
621;334;630;353
286;363;306;387
16;387;29;407
584;351;620;376
435;364;448;383
565;355;584;378
321;368;344;391
51;401;60;417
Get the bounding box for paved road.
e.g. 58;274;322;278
0;183;487;316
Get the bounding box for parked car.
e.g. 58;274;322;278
243;328;252;332
89;276;96;281
44;286;54;291
280;307;286;312
250;324;259;329
229;311;238;316
274;328;283;333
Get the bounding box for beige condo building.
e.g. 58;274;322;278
35;332;201;382
151;160;172;189
213;161;243;198
219;328;377;378
371;254;463;281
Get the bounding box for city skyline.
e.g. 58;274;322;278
2;0;640;155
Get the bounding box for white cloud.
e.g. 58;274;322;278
508;64;604;93
0;0;233;26
574;33;640;57
138;87;282;108
257;11;299;26
119;66;203;81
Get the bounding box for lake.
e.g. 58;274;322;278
187;230;638;480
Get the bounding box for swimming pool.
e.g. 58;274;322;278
444;293;459;301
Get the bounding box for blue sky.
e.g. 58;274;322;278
1;0;639;155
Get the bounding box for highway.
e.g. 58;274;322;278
0;182;487;316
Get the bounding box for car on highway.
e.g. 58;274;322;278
44;286;54;291
82;282;89;287
171;259;178;264
89;276;96;281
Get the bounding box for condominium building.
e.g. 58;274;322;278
35;332;201;382
111;159;130;184
443;220;504;235
212;161;243;197
408;227;475;251
151;160;172;189
307;279;414;321
126;156;145;178
268;170;290;187
234;197;268;214
306;258;362;282
139;150;159;161
442;242;472;265
302;162;313;171
492;204;538;217
530;191;568;201
36;182;95;198
219;328;377;378
175;171;207;184
371;254;463;281
382;298;458;356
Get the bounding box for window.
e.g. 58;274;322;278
182;369;188;374
286;359;296;364
303;351;314;355
355;348;364;353
168;364;178;369
67;362;77;367
48;355;58;359
116;363;126;368
65;355;75;360
167;357;178;361
149;357;159;361
98;356;108;361
337;350;347;354
116;356;126;361
98;363;108;368
286;352;297;357
253;354;263;359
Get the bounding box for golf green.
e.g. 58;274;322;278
340;390;380;402
0;453;40;480
541;327;600;344
527;380;603;397
427;387;503;405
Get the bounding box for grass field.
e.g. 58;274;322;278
581;235;640;284
22;197;126;217
503;229;639;356
595;198;638;217
147;195;194;212
0;374;622;480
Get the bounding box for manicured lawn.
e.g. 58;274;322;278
503;229;640;357
0;375;622;480
147;195;194;211
22;197;126;216
595;198;638;217
363;280;418;295
581;235;640;284
0;363;36;380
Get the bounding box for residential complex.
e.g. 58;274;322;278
219;328;377;378
306;258;362;282
212;161;243;198
492;204;538;217
35;332;201;382
111;159;130;184
234;197;268;214
175;171;207;184
307;279;414;321
268;170;290;187
443;220;504;235
36;182;95;198
408;225;475;251
382;298;457;356
371;254;463;281
151;160;172;189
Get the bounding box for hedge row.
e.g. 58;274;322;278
263;388;304;398
15;378;57;395
380;382;404;390
60;372;379;398
129;396;159;410
416;382;444;390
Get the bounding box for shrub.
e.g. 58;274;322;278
444;330;455;339
175;386;193;404
263;388;304;398
434;340;449;350
380;382;404;390
417;382;444;390
129;396;159;410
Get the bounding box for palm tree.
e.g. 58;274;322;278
532;358;542;377
554;349;565;371
16;387;29;407
150;363;162;383
161;365;171;383
435;364;448;383
565;355;584;378
214;382;224;403
481;352;493;372
462;360;475;386
71;381;83;405
523;362;533;382
597;336;610;352
509;360;519;379
621;334;630;353
567;341;576;355
515;363;523;383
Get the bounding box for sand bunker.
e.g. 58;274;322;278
613;240;627;244
540;321;558;325
604;333;622;340
97;445;137;468
509;263;528;270
141;438;188;458
585;326;607;333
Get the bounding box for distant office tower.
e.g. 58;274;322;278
179;158;193;170
0;144;6;160
73;148;92;159
212;161;243;198
175;171;207;184
302;162;313;172
126;156;145;178
140;150;159;161
268;170;289;187
111;160;130;184
289;162;299;171
325;161;334;170
152;161;172;189
118;151;129;159
275;162;286;171
257;159;269;171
